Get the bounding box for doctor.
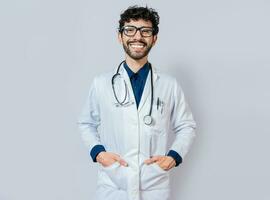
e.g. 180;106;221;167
77;5;196;200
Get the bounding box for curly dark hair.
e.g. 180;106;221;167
118;5;160;35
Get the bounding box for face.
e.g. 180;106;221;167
118;19;157;60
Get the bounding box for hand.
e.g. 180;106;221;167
144;155;176;171
96;152;128;167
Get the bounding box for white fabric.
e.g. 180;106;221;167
77;63;196;200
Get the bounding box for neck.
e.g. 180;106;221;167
125;56;148;73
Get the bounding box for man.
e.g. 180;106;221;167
77;5;196;200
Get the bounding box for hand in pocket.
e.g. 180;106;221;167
97;152;128;167
144;155;176;171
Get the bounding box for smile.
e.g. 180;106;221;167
129;43;145;49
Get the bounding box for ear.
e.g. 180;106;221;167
152;35;158;46
118;32;123;44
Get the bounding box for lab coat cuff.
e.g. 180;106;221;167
90;145;106;162
167;149;182;167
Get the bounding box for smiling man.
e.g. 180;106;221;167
77;5;196;200
119;20;156;62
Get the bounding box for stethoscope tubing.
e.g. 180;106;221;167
111;60;154;125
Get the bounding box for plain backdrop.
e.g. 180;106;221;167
0;0;269;200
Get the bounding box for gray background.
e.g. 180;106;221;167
0;0;269;199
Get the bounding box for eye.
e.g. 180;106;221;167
142;29;152;33
141;28;153;36
124;27;135;33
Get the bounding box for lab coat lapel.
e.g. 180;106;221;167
138;66;158;112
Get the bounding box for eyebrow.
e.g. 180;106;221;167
124;25;153;28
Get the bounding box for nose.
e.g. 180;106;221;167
133;29;143;40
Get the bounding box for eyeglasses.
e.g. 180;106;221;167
120;25;154;37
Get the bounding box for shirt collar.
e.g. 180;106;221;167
123;61;150;79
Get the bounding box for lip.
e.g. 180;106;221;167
128;41;146;46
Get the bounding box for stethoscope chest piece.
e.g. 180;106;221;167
143;115;153;125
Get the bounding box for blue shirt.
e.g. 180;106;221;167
123;62;150;108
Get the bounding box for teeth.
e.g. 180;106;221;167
130;43;144;48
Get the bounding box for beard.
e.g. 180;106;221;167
122;39;153;60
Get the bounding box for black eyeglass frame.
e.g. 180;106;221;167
119;25;156;37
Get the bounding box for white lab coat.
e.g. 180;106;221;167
77;63;196;200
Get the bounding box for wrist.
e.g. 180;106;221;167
90;145;106;162
166;149;182;167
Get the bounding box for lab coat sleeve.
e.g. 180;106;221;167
169;78;196;162
77;77;104;159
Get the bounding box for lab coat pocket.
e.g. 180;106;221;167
101;162;128;190
140;162;169;191
152;162;168;173
101;161;119;170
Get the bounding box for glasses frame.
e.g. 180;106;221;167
119;25;155;37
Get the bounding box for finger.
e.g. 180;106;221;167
112;154;123;164
144;156;154;164
114;155;120;161
155;160;167;171
145;155;162;164
113;155;128;167
163;158;176;170
144;158;152;164
145;157;155;164
112;153;120;160
119;158;128;167
144;159;157;164
165;162;175;170
169;161;176;169
157;157;171;170
170;159;176;168
156;157;166;166
166;157;176;168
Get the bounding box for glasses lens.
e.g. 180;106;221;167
141;28;153;37
123;26;136;36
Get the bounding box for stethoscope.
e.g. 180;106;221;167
111;60;154;126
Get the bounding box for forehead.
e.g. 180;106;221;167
124;19;153;27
